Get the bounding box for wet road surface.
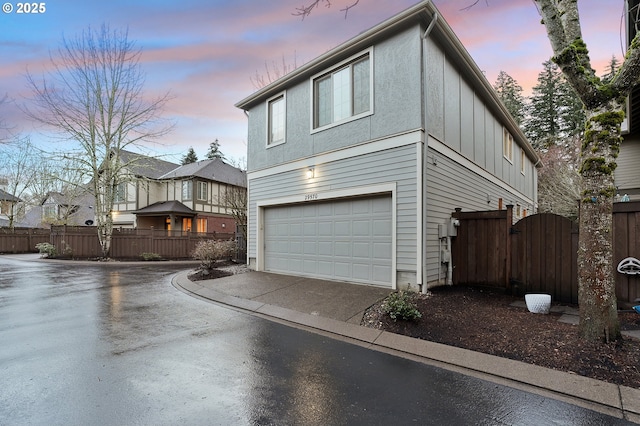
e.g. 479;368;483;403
0;255;633;425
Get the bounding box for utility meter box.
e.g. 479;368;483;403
448;218;460;237
438;223;447;239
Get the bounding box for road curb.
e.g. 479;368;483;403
172;270;640;423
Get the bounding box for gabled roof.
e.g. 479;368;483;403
117;149;180;179
160;158;247;187
0;188;21;203
133;200;196;216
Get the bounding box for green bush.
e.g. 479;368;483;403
141;252;162;261
384;291;423;322
35;242;57;258
192;239;237;271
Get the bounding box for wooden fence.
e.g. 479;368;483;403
451;202;640;308
0;228;50;254
0;226;239;260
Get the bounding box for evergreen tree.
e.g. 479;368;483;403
205;139;225;160
601;55;620;84
524;60;585;150
493;71;525;125
181;147;198;165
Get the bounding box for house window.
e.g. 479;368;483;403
182;181;192;200
503;128;513;163
267;93;286;146
312;51;371;130
114;182;127;203
182;218;192;232
197;181;208;201
520;150;526;175
43;204;57;219
197;218;207;233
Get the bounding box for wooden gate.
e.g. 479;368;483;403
452;205;640;306
451;208;578;304
510;213;578;304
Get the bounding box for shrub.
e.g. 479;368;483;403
141;252;162;261
35;242;57;258
384;291;423;322
192;239;237;271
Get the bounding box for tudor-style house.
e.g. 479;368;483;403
110;150;246;233
236;1;539;291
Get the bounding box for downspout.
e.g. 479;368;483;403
419;9;438;293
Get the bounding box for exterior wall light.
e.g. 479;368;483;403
306;168;315;179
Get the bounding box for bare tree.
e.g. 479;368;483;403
0;137;38;229
537;136;582;221
221;184;247;244
26;24;171;257
250;53;299;89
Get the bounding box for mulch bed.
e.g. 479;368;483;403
362;285;640;388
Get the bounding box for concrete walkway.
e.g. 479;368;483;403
173;270;640;423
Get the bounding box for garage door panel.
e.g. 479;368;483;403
264;196;392;286
353;220;370;236
335;242;350;256
318;241;333;255
373;219;391;236
352;242;370;258
373;242;392;259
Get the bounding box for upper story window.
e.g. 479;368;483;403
520;150;526;175
182;180;192;200
114;182;127;203
312;49;372;131
197;181;208;201
503;128;514;163
267;93;286;146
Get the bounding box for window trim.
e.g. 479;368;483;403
182;180;192;201
503;128;514;163
197;181;208;201
114;182;127;203
520;149;526;175
266;92;286;148
309;47;374;134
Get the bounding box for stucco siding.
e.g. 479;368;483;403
246;26;423;173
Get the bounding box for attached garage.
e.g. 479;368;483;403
263;196;393;287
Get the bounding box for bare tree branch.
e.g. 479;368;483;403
293;0;360;19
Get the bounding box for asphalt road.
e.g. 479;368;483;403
0;255;633;425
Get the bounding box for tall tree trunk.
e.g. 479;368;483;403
577;104;623;342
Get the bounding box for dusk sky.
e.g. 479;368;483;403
0;0;626;165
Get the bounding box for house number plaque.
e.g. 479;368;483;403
304;193;318;201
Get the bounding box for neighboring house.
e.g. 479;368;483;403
111;150;247;233
616;0;640;200
41;191;95;226
0;179;22;227
236;1;540;290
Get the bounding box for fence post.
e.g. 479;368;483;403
505;205;514;292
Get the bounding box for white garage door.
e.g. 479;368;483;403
264;196;393;286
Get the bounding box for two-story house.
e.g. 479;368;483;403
236;1;539;291
111;150;247;233
616;0;640;199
